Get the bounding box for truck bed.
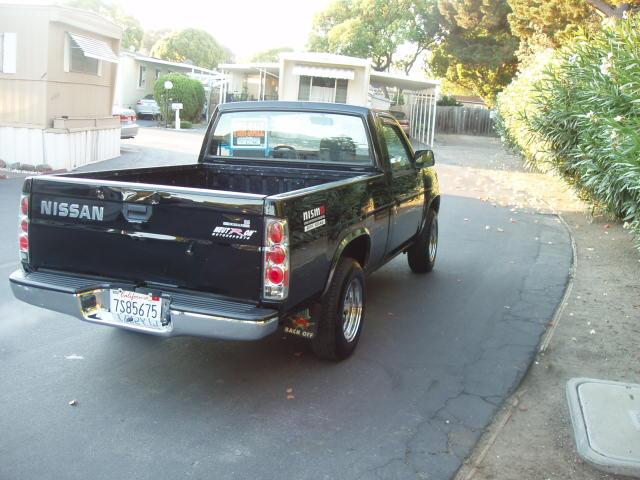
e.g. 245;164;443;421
68;162;361;196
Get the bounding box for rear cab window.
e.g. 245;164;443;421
208;111;373;165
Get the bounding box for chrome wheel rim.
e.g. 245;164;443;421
428;217;438;262
342;278;363;343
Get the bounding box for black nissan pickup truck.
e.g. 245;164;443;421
10;101;440;360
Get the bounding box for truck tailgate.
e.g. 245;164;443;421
28;177;266;300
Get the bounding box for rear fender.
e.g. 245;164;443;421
322;228;370;295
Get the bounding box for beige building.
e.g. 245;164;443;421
0;4;121;170
115;51;220;111
279;53;371;105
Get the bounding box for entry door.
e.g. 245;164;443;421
310;77;335;102
381;123;424;252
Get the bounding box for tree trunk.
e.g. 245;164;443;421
585;0;631;18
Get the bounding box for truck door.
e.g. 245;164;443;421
381;121;424;253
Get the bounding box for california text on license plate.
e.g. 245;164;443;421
109;289;165;329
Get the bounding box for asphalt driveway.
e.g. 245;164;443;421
0;133;572;480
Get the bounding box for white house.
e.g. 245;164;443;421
218;52;440;146
114;51;222;112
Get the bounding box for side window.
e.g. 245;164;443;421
381;123;412;170
65;34;102;75
138;65;146;88
0;33;18;74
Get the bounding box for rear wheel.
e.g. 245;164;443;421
311;258;365;361
408;209;438;273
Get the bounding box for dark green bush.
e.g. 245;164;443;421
497;15;640;248
180;121;192;129
436;95;462;107
153;73;205;123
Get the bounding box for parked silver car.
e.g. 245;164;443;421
112;106;139;139
135;94;161;117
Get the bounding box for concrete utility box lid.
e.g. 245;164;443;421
567;378;640;477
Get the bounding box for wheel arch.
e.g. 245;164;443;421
322;229;371;295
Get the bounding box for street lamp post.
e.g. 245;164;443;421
163;80;173;128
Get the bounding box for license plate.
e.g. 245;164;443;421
109;289;166;330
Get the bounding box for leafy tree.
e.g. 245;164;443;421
507;0;595;52
309;0;440;72
150;28;231;69
430;0;519;106
249;47;294;62
119;15;143;51
153;73;205;123
65;0;143;50
395;0;444;74
141;28;171;55
506;0;640;55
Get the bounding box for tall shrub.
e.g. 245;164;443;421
529;16;640;243
495;48;559;169
153;73;205;123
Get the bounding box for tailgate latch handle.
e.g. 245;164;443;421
122;203;152;223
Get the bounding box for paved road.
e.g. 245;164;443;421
0;133;572;480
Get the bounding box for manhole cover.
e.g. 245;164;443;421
567;378;640;477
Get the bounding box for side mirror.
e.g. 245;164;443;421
414;149;435;168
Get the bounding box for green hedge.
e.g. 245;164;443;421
153;73;205;123
497;16;640;248
495;49;559;170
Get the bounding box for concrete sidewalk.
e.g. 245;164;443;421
433;134;639;480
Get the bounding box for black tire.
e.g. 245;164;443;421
311;257;365;361
408;209;438;273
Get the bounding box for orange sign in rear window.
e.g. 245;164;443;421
232;119;267;148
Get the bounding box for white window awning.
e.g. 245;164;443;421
69;33;119;64
292;64;355;80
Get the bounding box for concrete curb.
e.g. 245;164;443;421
455;389;528;480
538;201;578;353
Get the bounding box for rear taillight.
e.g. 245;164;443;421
263;218;289;301
19;194;29;262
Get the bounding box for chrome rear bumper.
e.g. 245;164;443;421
9;270;279;341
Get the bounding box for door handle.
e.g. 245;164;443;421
122;203;152;223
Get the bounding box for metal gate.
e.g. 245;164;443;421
406;92;438;147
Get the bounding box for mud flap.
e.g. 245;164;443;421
283;308;316;339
